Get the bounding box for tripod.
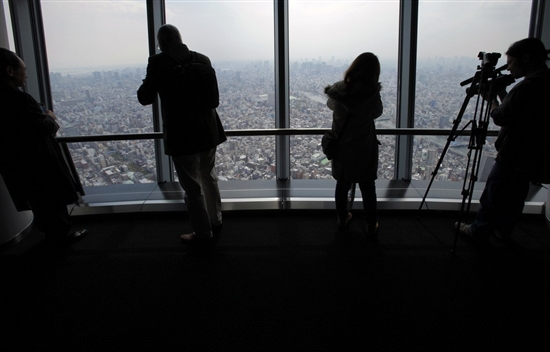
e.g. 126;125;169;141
418;52;512;251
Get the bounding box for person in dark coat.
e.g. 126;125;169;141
456;38;550;244
137;24;226;247
0;48;87;244
324;52;383;235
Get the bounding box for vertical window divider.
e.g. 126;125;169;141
146;0;172;184
274;0;290;181
0;1;9;47
9;0;49;107
530;0;549;42
395;0;418;181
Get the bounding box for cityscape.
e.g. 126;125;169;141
49;57;501;187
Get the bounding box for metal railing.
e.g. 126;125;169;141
56;128;499;143
56;127;499;195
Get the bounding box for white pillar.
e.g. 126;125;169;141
0;174;33;247
546;186;550;229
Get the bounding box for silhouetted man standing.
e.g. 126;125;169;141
0;48;87;244
138;24;226;247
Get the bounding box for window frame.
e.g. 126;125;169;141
7;0;546;212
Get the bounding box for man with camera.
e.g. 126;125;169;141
456;38;550;244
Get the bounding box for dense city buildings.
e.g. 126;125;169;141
50;56;501;187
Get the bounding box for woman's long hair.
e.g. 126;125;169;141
344;52;380;88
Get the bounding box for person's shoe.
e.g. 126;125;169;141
367;222;379;237
455;222;472;235
337;213;352;231
180;232;214;247
46;229;88;245
454;222;489;245
494;229;513;244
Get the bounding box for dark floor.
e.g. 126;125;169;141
2;209;550;351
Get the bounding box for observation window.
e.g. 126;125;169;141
289;0;399;180
414;0;532;181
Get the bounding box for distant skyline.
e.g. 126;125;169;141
3;0;533;70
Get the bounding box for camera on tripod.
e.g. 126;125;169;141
420;51;517;249
463;51;515;95
479;51;501;68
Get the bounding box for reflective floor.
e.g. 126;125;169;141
2;209;550;350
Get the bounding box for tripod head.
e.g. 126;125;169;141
461;51;515;95
479;51;501;69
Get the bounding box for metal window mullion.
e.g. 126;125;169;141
9;0;49;106
529;0;544;39
395;0;418;181
530;0;550;45
274;0;290;181
1;1;11;48
543;1;550;45
146;0;171;183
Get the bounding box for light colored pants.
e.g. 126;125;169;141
172;148;222;238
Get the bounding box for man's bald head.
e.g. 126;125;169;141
157;24;182;52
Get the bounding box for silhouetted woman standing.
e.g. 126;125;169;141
324;52;383;235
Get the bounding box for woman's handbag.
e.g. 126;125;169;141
321;116;350;161
321;132;338;160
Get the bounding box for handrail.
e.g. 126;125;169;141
56;127;501;196
56;128;499;143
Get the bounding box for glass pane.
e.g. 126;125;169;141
413;136;497;182
41;0;154;187
1;0;15;49
218;136;277;181
165;0;275;130
166;0;275;182
415;0;531;181
289;135;396;180
290;136;333;180
289;0;399;180
67;140;157;186
41;0;152;137
173;136;277;182
378;135;396;180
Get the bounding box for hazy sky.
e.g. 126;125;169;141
19;0;532;71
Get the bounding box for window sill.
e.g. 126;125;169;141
70;180;548;216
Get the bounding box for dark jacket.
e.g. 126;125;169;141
325;80;383;182
137;43;226;156
0;83;79;211
492;68;550;177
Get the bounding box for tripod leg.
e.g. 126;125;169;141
453;149;475;251
419;88;476;212
453;83;495;252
